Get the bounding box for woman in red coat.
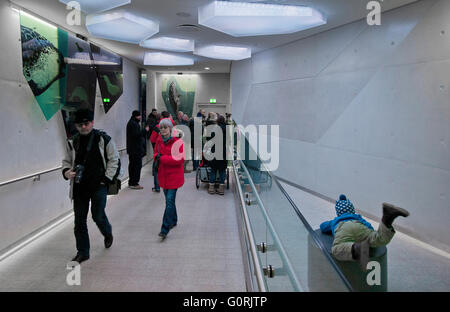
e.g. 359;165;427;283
153;118;185;239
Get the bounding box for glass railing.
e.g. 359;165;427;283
233;127;353;292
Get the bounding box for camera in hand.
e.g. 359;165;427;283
74;164;84;184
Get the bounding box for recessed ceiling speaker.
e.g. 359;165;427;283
176;24;201;32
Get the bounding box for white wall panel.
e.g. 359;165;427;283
242;69;376;142
319;60;450;171
251;20;366;84
231;58;252;124
0;2;24;84
322;0;434;75
388;0;450;66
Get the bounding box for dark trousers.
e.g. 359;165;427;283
160;189;178;235
73;185;112;257
128;153;142;186
210;168;226;184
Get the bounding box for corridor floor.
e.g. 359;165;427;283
0;165;246;292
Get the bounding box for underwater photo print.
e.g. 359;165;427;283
161;75;196;118
20;12;67;120
90;43;123;114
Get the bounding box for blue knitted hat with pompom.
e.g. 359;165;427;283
335;194;355;216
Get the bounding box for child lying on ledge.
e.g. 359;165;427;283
320;194;409;271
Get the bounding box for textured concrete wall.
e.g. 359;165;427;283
0;1;141;252
231;0;450;251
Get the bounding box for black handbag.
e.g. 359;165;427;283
152;143;160;176
107;177;121;195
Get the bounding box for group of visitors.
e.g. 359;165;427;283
63;108;410;274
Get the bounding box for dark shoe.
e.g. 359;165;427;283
129;185;144;190
158;232;167;240
71;254;89;264
104;234;113;248
381;203;410;228
352;239;370;271
152;187;160;193
170;224;177;230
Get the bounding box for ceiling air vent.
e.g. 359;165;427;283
176;24;201;33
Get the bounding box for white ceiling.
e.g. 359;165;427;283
11;0;419;73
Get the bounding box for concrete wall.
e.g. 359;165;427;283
231;0;450;251
0;1;142;252
154;73;231;116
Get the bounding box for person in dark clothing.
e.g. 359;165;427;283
62;109;121;264
189;116;203;170
126;110;149;189
146;109;158;139
205;112;227;195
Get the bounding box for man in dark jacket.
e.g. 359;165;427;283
62;109;121;263
126;110;149;189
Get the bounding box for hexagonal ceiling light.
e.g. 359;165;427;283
86;11;159;44
144;52;194;66
194;45;251;61
198;1;327;37
59;0;131;14
140;37;195;52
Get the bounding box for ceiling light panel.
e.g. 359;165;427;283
198;1;327;37
59;0;131;14
194;45;251;61
86;12;159;44
144;52;194;66
140;37;194;52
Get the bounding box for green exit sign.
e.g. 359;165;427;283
103;98;111;103
210;99;217;103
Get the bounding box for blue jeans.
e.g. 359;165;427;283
210;169;226;184
154;173;160;191
73;185;112;257
161;189;178;235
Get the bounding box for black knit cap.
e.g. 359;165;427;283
132;110;141;117
74;108;94;123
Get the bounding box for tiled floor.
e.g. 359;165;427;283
280;182;450;292
0;165;246;292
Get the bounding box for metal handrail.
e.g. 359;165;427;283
239;160;304;292
232;162;267;292
0;148;127;188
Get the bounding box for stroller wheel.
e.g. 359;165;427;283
196;168;200;189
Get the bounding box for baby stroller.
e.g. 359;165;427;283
195;159;230;190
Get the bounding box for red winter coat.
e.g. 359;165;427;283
153;135;185;189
